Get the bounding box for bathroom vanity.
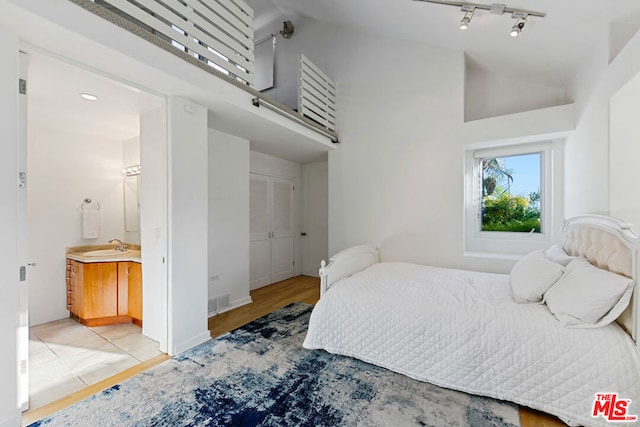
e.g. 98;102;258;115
65;245;142;327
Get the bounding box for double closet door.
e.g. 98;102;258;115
250;173;295;290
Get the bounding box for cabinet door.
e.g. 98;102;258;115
67;259;82;316
117;262;129;316
127;262;143;326
82;262;118;319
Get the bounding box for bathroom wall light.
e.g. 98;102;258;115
123;165;142;176
80;93;98;101
460;6;475;30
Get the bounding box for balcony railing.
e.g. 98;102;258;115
92;0;254;86
73;0;339;141
299;54;336;133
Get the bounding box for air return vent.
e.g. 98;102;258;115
208;293;231;316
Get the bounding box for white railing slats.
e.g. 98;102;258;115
181;0;253;58
299;54;336;132
141;0;253;72
300;81;336;116
191;0;252;41
206;0;253;28
301;55;335;93
98;0;254;85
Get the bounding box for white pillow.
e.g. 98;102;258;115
510;250;564;303
544;258;634;328
545;245;577;266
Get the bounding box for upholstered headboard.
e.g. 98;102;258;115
562;215;639;343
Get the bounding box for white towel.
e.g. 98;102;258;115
82;210;100;239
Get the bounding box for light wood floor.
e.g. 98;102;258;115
24;275;565;427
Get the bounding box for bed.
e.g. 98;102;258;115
303;215;640;427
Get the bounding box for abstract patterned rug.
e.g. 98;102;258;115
30;303;520;426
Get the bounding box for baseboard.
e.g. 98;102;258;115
169;330;211;356
209;296;252;317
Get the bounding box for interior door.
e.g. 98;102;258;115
301;161;328;277
270;178;294;283
249;174;270;290
18;51;29;411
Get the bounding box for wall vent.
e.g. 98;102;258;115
208;293;231;316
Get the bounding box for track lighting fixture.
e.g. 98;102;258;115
459;6;475;30
509;13;527;37
280;20;294;39
413;0;545;37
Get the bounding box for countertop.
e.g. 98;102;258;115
66;244;142;263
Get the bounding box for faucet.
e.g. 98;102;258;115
108;238;126;252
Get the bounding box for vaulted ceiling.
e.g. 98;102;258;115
250;0;640;89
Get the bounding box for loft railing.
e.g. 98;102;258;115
299;54;336;132
72;0;339;142
92;0;254;86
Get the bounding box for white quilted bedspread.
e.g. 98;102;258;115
303;262;640;427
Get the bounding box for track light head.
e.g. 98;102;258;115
510;13;528;37
280;20;295;39
460;16;470;30
460;6;475;30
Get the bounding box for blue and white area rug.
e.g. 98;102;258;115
31;303;520;426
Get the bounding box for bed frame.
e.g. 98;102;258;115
319;215;640;346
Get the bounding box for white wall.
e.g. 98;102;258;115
307;23;500;271
465;64;567;122
0;26;20;427
610;91;640;227
167;96;210;355
250;150;302;275
140;106;167;348
208;129;250;311
27;127;125;326
565;27;640;219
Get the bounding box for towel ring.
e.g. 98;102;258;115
81;198;101;212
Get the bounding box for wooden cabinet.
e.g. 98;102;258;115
118;261;143;327
66;259;142;327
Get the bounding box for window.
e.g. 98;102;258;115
480;152;541;233
464;139;564;258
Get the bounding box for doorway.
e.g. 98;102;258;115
21;50;167;411
249;172;295;290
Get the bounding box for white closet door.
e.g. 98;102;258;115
249;174;270;290
301;161;328;277
270;178;294;283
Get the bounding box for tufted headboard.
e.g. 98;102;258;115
562;215;639;343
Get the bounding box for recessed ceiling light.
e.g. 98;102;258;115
80;93;98;101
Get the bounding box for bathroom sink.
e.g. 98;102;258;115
82;249;129;257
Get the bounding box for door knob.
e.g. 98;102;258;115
300;232;307;236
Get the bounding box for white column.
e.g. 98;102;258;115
167;96;210;355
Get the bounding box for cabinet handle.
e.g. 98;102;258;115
71;265;77;276
126;266;131;275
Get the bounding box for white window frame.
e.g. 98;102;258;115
463;136;565;259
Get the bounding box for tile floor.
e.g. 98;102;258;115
29;318;162;410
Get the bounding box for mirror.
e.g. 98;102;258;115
124;175;139;232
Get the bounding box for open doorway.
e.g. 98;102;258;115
22;51;167;411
